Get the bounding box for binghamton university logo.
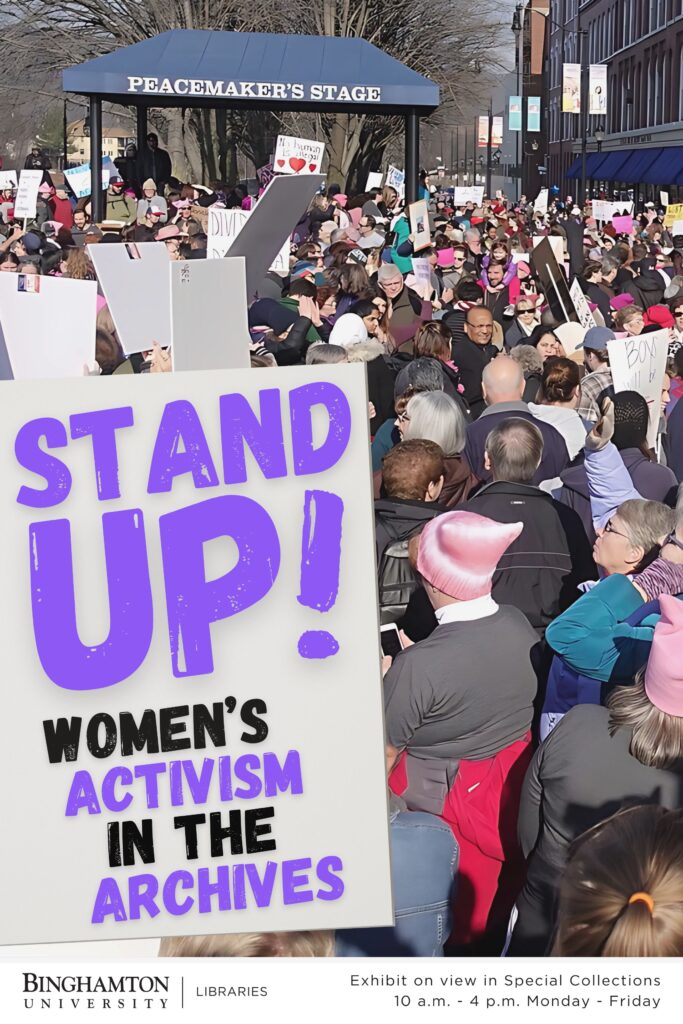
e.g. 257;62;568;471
22;974;172;1011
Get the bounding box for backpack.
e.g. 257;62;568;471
375;500;441;624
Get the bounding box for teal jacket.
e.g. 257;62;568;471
546;573;669;684
390;217;413;275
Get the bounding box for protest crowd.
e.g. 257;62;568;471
5;139;683;960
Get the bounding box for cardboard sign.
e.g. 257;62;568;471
452;186;484;205
660;191;669;208
274;135;325;175
87;241;172;355
672;220;683;237
612;214;633;234
170;258;251;372
569;277;596;331
207;207;250;259
0;275;96;378
530;237;577;325
365;172;383;191
0;170;18;190
14;169;43;219
225;175;323;300
408;199;431;252
0;364;392;945
64;162;109;199
608;329;669;449
664;203;683;229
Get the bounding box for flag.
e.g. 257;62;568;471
509;96;522;132
562;63;581;113
527;97;541;132
589;65;607;115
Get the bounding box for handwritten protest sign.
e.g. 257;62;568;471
274;135;325;175
365;172;383;191
0;170;18;190
14;169;43;219
207;207;250;259
608;329;669;448
64;162;109;199
592;199;634;222
569;277;596;330
385;166;405;198
452;186;484;205
0;364;392;945
664;203;683;228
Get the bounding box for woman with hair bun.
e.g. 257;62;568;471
553;805;683;957
528;356;586;460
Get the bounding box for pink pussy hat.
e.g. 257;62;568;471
417;511;523;601
644;595;683;715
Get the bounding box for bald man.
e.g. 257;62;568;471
450;305;497;419
463;355;570;486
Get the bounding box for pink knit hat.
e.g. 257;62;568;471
417;511;523;601
644;595;683;715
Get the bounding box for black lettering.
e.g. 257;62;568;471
42;717;82;763
86;713;117;758
119;709;160;755
192;702;226;749
174;813;206;859
245;806;276;853
240;699;268;743
159;705;191;751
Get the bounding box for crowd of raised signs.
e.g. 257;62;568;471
4;143;683;959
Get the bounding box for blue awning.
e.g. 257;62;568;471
632;147;683;185
566;152;605;179
62;30;440;113
615;148;663;183
591;150;632;180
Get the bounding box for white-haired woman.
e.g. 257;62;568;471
403;390;477;506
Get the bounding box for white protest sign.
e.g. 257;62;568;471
533;189;549;214
608;329;669;448
672;220;683;237
0;364;393;944
365;172;383;191
661;191;670;208
170;258;251;372
88;241;171;355
226;175;323;299
0;170;18;190
452;186;484;205
0;275;96;378
554;321;586;355
64;162;109;199
207;207;250;259
592;199;634;222
385;166;405;198
411;257;432;289
14;169;43;219
274;135;325;175
569;277;596;330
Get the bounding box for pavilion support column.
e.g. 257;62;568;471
405;109;420;204
89;95;103;222
136;105;148;153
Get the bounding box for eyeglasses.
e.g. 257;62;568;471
675;311;683;318
663;530;683;553
604;518;630;540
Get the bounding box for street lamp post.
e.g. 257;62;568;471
579;28;589;208
512;4;523;201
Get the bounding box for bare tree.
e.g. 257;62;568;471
0;0;506;188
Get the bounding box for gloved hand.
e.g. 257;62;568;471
632;557;683;602
585;397;615;452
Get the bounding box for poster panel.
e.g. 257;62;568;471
562;63;581;113
14;170;43;220
608;330;669;449
170;258;251;371
0;363;393;945
408;199;431;252
88;241;172;355
589;64;607;115
274;136;325;175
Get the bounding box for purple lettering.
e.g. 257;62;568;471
282;857;313;904
70;406;134;501
219;389;287;484
162;871;194;915
289;382;351;476
15;417;71;508
147;400;219;493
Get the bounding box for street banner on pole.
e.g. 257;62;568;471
477;116;488;148
588;65;607;115
527;97;541;132
509;97;522;132
491;117;503;147
562;64;581;113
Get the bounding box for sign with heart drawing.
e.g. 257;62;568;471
274;135;326;176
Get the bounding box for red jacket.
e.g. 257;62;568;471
49;196;74;230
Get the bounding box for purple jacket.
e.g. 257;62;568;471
557;447;678;543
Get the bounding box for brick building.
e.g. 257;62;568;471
545;0;683;201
